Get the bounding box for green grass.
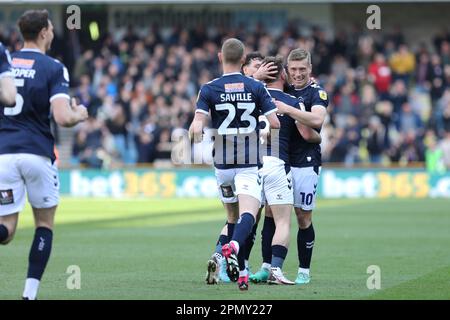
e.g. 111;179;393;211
0;197;449;300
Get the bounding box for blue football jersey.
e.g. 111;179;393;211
266;88;299;167
196;72;277;169
0;42;12;78
286;81;329;167
0;49;70;162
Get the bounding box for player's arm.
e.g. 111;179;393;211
50;63;88;127
296;122;322;143
265;109;280;129
190;85;211;142
0;76;17;107
275;101;326;129
189;111;208;143
52;97;88;128
0;47;16;106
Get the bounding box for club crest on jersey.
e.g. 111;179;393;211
319;90;328;100
11;58;35;69
224;82;244;93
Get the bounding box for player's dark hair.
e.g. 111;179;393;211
221;38;245;65
261;55;284;83
243;52;264;67
18;10;49;41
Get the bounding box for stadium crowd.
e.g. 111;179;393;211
1;23;450;171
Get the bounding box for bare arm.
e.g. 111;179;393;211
296;122;322;143
189;111;208;143
52;97;88;128
0;76;17;107
275;100;326;129
265;110;280;129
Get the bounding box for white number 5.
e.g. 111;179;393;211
4;80;24;116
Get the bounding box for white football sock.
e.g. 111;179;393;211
262;262;271;270
23;278;40;300
299;268;310;276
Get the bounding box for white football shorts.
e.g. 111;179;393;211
215;166;262;204
260;156;293;206
0;154;59;216
291;166;321;211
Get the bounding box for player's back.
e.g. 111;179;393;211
266;88;298;165
0;49;70;162
197;72;276;169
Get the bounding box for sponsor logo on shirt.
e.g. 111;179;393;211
225;82;245;93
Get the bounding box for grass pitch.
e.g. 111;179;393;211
0;197;449;300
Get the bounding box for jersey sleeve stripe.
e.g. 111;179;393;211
49;93;70;103
0;71;13;79
195;108;209;115
264;108;278;116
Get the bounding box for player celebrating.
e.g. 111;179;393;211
0;10;88;300
275;48;328;285
0;42;17;106
261;56;320;284
205;51;277;284
190;38;279;290
249;56;322;284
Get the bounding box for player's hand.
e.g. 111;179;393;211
71;98;88;122
189;121;203;144
274;100;291;115
253;62;278;81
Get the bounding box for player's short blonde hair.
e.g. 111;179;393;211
287;48;312;65
221;38;245;65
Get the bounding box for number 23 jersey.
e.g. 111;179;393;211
196;72;277;169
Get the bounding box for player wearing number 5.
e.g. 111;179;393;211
189;38;279;290
0;10;88;300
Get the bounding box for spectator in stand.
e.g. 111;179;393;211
368;52;392;99
439;131;450;169
366;115;388;164
3;23;446;168
389;44;416;85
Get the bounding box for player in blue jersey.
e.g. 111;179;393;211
206;51;280;284
257;55;299;285
0;10;88;300
0;42;17;106
206;52;266;284
189;38;280;290
248;55;322;284
274;48;328;285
